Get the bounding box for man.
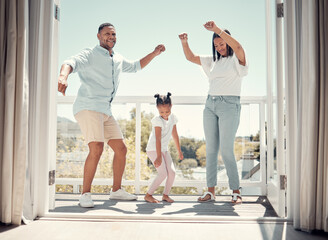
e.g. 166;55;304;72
58;23;165;207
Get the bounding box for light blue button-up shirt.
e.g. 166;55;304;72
64;45;141;116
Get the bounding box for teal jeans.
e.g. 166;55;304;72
203;95;241;190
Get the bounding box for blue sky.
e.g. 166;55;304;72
58;0;267;97
58;0;268;138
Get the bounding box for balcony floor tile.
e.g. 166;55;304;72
50;194;277;218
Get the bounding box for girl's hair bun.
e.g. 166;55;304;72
154;92;172;106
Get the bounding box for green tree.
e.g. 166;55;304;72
196;144;206;167
180;137;204;160
57;108;211;195
168;141;179;165
118;108;154;152
179;158;198;170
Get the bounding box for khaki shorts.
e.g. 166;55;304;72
74;110;123;144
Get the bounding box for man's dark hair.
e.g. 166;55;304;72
98;23;115;33
212;29;234;61
154;92;172;106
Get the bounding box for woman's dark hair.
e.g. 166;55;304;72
154;92;172;106
98;23;114;33
212;29;233;61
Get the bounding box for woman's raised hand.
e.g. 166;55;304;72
178;32;188;43
203;21;218;32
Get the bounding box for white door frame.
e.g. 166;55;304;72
49;0;60;210
266;0;286;218
49;0;288;219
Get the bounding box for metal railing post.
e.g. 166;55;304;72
260;101;267;195
135;102;141;194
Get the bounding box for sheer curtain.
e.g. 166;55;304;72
285;0;328;232
0;0;29;225
0;0;57;225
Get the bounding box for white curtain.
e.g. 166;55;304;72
0;0;29;225
286;0;328;232
0;0;57;225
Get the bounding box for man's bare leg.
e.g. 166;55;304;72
82;142;104;194
108;139;127;192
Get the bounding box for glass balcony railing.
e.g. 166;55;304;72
56;96;267;196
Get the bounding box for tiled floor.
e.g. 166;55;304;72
1;194;327;240
49;194;278;218
1;218;328;240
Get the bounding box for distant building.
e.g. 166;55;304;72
57;117;81;138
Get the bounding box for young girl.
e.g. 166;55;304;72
145;92;184;203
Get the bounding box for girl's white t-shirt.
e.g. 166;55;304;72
200;53;249;96
146;114;178;152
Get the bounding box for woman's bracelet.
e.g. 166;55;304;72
219;29;224;36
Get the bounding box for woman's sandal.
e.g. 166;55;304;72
231;192;242;204
198;192;215;202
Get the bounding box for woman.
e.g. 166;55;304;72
178;21;248;203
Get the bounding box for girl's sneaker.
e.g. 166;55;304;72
79;192;94;208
